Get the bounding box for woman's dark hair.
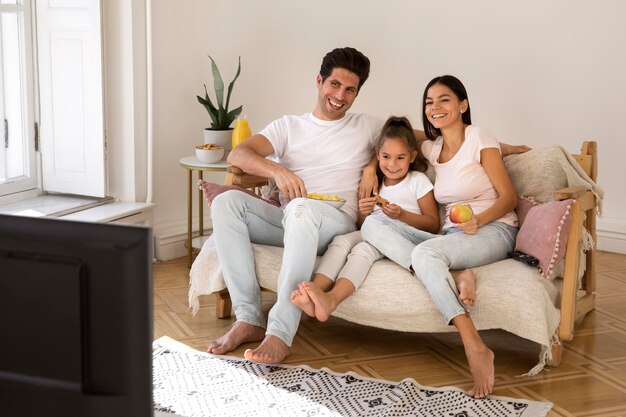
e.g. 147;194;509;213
375;116;428;185
421;75;472;140
320;47;370;93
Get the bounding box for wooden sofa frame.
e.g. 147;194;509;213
212;141;599;366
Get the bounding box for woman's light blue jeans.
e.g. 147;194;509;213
361;215;518;324
210;190;356;346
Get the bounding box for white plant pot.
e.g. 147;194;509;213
203;128;232;152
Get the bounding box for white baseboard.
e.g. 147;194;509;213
596;214;626;254
154;231;188;261
153;215;213;261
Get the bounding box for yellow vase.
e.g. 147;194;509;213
232;116;252;149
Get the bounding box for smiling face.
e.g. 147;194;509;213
376;137;417;186
424;83;469;132
313;67;360;121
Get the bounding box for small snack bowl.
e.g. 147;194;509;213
195;144;224;163
307;193;346;209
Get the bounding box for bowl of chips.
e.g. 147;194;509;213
307;193;346;209
195;143;224;163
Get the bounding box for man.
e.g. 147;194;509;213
208;47;382;363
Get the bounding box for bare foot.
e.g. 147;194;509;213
207;321;265;355
290;282;316;317
303;281;337;322
465;345;495;399
453;269;477;306
244;335;290;364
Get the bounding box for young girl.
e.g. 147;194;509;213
362;76;519;399
291;116;440;322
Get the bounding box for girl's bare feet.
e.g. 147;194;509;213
465;345;495;399
302;281;337;322
207;321;265;355
290;282;316;317
453;269;477;306
244;335;290;364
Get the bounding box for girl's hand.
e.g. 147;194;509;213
456;216;479;235
381;203;402;219
358;196;376;217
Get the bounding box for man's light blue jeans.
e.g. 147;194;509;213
361;215;518;324
211;190;356;346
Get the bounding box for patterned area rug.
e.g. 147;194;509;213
152;341;552;417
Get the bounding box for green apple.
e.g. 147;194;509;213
450;204;474;223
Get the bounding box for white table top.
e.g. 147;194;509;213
179;156;229;170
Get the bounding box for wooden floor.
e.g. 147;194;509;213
153;250;626;416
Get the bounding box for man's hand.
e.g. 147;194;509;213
273;166;307;202
500;142;531;157
359;158;379;199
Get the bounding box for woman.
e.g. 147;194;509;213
362;75;519;399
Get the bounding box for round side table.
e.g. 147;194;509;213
179;156;229;267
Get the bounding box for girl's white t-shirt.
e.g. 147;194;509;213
372;171;433;219
421;125;518;230
260;112;383;222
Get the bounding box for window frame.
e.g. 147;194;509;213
0;0;38;198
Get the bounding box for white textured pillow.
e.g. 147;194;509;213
504;146;569;203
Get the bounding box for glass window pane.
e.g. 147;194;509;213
1;12;26;181
0;1;19;6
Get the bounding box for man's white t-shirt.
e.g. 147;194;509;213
260;112;384;222
372;171;434;221
421;125;518;230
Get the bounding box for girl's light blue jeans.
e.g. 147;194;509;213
361;215;518;324
210;190;356;346
314;230;384;289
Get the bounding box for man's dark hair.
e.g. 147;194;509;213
319;47;370;92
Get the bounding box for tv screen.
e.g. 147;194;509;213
0;214;153;417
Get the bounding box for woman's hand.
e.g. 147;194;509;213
456;216;479;235
381;203;403;219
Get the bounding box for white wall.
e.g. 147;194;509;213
149;0;626;258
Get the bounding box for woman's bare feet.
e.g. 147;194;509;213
453;269;477;306
302;281;337;322
244;335;290;364
207;321;265;355
452;313;495;399
465;345;495;399
290;282;316;317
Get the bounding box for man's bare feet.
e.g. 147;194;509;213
244;335;290;364
290;282;316;317
453;269;477;306
302;281;337;322
465;345;495;399
207;321;265;355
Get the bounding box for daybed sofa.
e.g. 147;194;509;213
188;141;602;374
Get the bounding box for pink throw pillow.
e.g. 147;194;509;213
514;198;575;279
515;195;538;227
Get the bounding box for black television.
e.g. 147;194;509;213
0;214;153;417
